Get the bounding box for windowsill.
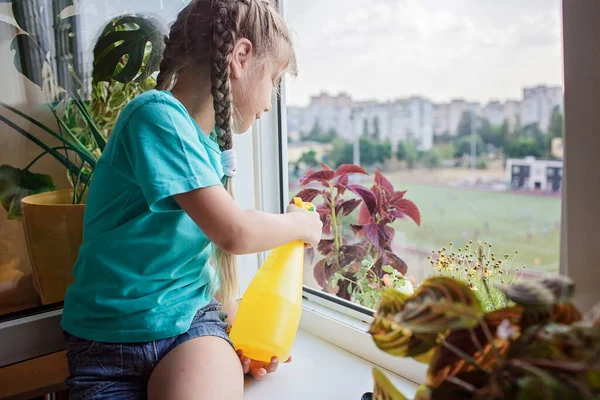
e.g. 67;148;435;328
244;329;418;399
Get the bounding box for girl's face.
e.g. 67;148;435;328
230;40;281;134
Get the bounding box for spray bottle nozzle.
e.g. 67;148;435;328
293;197;316;212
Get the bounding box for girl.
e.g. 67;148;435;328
61;0;322;398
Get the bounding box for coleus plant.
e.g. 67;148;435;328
293;163;420;301
367;274;600;400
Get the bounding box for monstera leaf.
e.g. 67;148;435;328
10;34;48;89
92;15;165;84
0;164;55;219
398;277;484;334
372;368;407;400
370;288;438;360
10;0;54;54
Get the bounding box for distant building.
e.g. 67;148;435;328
504;100;521;131
389;97;434;150
520;85;564;132
483;101;505;126
506;157;563;193
433;103;450;136
433;99;481;136
289;85;563;153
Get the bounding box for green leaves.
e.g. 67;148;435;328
372;369;407;400
0;164;55;219
399;277;484;333
93;15;164;84
370;277;485;362
370;288;438;359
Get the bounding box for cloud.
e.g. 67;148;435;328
284;0;563;106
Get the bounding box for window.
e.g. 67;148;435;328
0;0;264;365
283;0;565;312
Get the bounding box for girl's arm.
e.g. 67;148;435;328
174;185;322;255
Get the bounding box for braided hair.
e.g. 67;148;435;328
155;0;296;304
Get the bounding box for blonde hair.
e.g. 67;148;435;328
156;0;297;304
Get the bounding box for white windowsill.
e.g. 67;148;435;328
244;329;419;399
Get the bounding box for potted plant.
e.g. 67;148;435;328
363;273;600;399
294;164;420;309
0;10;163;304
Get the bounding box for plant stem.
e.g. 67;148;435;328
469;328;484;352
446;376;477;393
439;337;489;374
479;319;502;361
329;184;342;253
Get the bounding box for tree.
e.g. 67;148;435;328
373;116;381;140
396;140;418;169
512;116;524;138
499;119;510;145
310;119;322;138
454;135;483;158
457;111;475;138
297;150;319;168
327;137;392;168
327;137;354;167
302;120;337;143
504;137;545;159
548;106;564;138
423;147;441;169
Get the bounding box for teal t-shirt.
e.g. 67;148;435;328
62;90;224;343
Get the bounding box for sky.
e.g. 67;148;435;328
283;0;564;107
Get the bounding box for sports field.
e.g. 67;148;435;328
391;182;561;274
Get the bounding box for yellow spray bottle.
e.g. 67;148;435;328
228;197;315;362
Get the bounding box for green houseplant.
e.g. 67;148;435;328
0;9;163;303
365;274;600;399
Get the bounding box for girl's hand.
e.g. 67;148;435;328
236;350;292;381
286;204;323;248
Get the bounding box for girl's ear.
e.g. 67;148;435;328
230;38;253;80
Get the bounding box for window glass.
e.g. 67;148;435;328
284;0;564;310
0;0;186;318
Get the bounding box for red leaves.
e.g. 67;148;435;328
292;188;322;204
374;169;393;193
335;164;368;176
300;169;336;185
391;198;421;226
317;239;335;255
364;223;395;252
347;184;377;214
335;174;349;194
337;199;362;216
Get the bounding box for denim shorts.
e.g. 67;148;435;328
64;299;232;400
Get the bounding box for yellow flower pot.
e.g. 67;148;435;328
20;190;84;305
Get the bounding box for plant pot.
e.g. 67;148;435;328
361;393;373;400
20;190;84;304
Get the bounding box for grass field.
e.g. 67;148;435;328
391;182;562;274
